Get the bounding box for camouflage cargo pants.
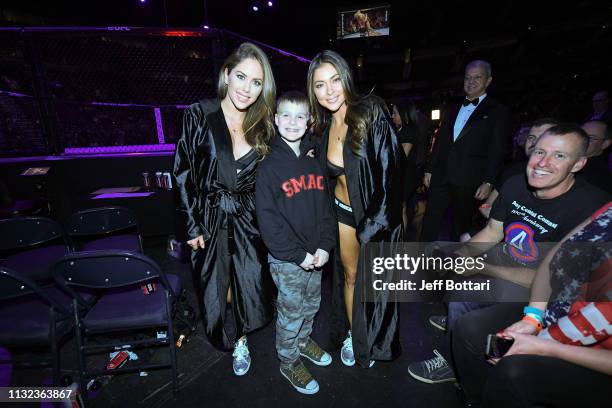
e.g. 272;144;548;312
268;255;322;364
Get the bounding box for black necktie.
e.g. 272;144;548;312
462;98;479;107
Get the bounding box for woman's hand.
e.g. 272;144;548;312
187;235;205;250
503;319;538;336
504;331;554;358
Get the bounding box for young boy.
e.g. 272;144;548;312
255;91;335;395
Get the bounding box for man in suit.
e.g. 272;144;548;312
420;60;511;241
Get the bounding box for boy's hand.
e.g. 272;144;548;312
300;253;315;271
187;235;205;250
313;249;329;268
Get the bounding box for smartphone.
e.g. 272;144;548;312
485;334;514;358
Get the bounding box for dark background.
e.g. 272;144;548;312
2;1;610;105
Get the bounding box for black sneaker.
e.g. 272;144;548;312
299;338;332;366
407;349;456;384
428;315;447;332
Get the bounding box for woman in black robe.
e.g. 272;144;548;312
307;50;404;368
173;42;276;376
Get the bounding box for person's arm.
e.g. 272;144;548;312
173;106;208;244
468;217;504;247
317;178;337;256
504;332;612;376
475;263;536;287
255;168;307;264
458;216;536;285
478;188;498;218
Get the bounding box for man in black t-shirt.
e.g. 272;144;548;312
407;123;610;385
488;174;608;268
470;123;609;281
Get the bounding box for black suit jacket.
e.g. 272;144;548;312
427;96;511;188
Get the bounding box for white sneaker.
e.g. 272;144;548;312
341;331;355;366
232;337;251;376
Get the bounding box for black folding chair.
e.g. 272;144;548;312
0;217;71;282
0;266;73;386
51;250;181;403
64;206;143;253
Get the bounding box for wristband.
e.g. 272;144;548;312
479;203;491;209
521;315;542;333
523;306;544;317
523;306;544;323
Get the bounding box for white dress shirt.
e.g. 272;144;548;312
453;94;487;141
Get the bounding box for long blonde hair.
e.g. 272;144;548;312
218;42;276;156
307;49;374;155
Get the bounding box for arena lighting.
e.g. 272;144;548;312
253;6;259;11
203;25;210;29
431;109;440;120
268;1;273;6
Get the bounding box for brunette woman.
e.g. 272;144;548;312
308;50;404;368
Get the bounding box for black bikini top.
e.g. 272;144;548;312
327;159;345;178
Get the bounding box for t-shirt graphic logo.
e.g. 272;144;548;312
504;222;539;263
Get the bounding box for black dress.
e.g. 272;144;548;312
173;101;273;350
397;124;421;203
318;98;404;367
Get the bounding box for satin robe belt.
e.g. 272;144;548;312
206;181;245;255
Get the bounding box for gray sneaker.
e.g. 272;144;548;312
280;360;319;395
428;315;447;332
232;337;251;376
340;331;355;366
407;349;456;384
340;331;375;368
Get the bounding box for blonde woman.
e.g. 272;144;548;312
173;42;276;376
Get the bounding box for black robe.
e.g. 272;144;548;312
173;101;273;350
318;98;404;366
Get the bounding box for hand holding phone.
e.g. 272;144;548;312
485;333;515;359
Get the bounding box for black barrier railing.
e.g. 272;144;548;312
0;27;309;156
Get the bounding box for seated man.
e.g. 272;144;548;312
452;201;612;407
408;123;610;384
580;120;612;194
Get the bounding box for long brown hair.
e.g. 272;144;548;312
307;49;374;154
218;42;276;156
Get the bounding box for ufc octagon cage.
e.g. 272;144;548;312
0;27;309;157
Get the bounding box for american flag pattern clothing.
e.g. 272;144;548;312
539;302;612;350
544;202;612;328
539;202;612;350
